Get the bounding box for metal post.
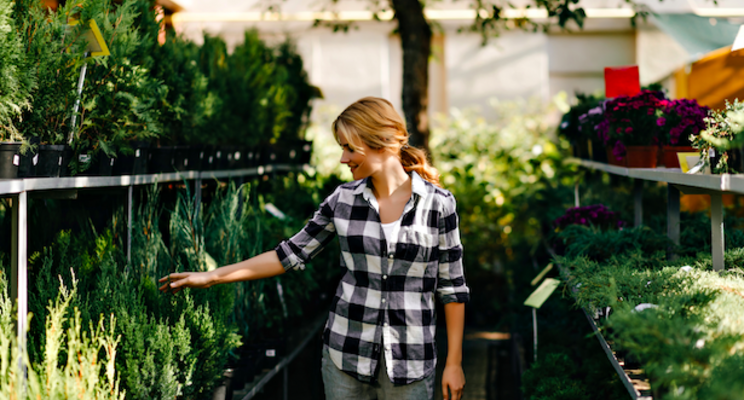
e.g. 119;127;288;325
10;191;28;380
667;185;680;260
574;182;580;208
127;185;133;266
68;54;89;145
532;308;538;363
711;193;725;271
194;177;202;220
283;364;288;400
634;179;643;228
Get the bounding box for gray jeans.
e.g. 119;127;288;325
321;346;435;400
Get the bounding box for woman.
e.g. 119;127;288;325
160;97;469;400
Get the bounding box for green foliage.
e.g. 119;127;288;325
0;270;124;399
0;0;32;142
13;0;85;145
522;353;588;400
71;0;166;171
197;31;320;146
693;99;744;173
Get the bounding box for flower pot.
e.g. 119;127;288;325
188;145;206;171
0;143;21;179
589;139;608;163
571;139;590;159
260;145;278;166
33;145;66;177
112;143;150;176
149;146;175;173
661;146;696;169
625;146;658;168
213;147;229;170
605;147;626;167
77;152;115;176
244;147;258;168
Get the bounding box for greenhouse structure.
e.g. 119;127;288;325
1;0;744;399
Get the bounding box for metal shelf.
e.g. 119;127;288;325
0;164;305;196
1;163;309;384
568;158;727;271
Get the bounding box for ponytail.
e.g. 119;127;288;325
400;145;441;188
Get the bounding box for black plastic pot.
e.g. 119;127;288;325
244;147;258;168
260;145;278;166
113;143;150;176
34;145;67;177
77;152;115;176
213;147;229;170
187;146;206;171
149;146;175;173
0;143;23;179
173;145;190;171
589;139;608;163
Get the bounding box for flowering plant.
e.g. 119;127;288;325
600;90;667;159
559;93;604;142
658;99;709;146
692;99;744;173
553;204;625;231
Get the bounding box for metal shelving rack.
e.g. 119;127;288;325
568;158;744;271
567;157;744;399
0;163;308;367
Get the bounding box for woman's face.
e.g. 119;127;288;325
337;131;383;181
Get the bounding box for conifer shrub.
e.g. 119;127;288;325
0;0;32;144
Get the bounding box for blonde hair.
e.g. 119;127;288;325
332;97;441;187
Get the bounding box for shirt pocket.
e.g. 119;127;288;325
396;231;437;292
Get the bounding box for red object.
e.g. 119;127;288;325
625;146;658;168
604;66;641;98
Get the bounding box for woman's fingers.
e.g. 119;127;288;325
158;272;192;293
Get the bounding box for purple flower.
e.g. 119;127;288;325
656;117;666;126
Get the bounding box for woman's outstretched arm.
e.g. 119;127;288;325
158;250;285;294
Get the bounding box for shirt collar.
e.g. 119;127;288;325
353;171;428;203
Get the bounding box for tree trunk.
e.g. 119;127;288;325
391;0;431;153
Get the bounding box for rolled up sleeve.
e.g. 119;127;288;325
275;190;338;271
436;195;470;304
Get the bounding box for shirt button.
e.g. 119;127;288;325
384;322;389;327
388;253;394;259
381;298;386;303
383;275;388;280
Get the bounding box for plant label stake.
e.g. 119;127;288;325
66;19;110;145
524;278;560;362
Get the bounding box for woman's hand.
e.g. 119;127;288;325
158;271;214;294
441;364;465;400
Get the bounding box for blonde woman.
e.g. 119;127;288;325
160;97;469;400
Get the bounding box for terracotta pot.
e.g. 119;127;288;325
605;147;627;167
625;146;658;168
662;146;696;168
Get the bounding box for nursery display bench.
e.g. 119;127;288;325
0;164;310;379
568;158;744;271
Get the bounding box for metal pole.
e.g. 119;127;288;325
667;185;680;260
68;54;89;145
574;182;580;208
532;308;537;363
10;191;28;382
711;193;725;271
283;364;288;400
194;177;202;220
634;179;643;228
127;185;133;267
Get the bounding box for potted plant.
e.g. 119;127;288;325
68;2;165;176
561;93;605;160
657;98;710;168
13;0;89;178
602;90;666;168
692;99;744;174
0;0;34;179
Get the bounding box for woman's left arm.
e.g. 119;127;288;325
442;302;466;400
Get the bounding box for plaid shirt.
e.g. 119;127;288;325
275;171;470;384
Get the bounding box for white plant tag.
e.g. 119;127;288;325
79;154;91;163
266;349;276;357
235;151;241;160
110;158;115;166
33;154;39;165
12;155;19;166
135;149;141;157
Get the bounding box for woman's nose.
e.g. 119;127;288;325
340;152;349;164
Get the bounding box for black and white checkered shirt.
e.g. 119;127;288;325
275;171;470;384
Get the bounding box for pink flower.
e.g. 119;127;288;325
656;117;666;126
625;127;633;133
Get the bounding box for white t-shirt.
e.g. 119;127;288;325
381;219;401;254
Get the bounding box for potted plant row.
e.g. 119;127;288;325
562;89;710;169
0;0;319;180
